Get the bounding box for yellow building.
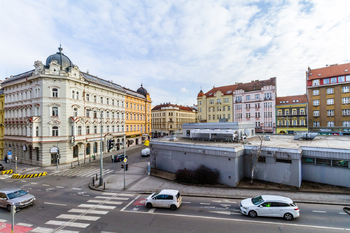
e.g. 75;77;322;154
151;103;197;137
0;89;4;160
276;94;308;134
124;85;152;147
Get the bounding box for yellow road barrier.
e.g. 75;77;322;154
11;172;48;179
1;170;13;175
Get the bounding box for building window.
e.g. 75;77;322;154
343;121;350;127
73;108;78;116
326;88;334;94
86;94;90;101
100;97;103;104
199;101;201;105
342;86;349;93
313;121;320;127
213;115;215;120
107;125;109;133
107;111;110;118
338;76;345;82
327;110;334;116
255;94;259;99
52;107;58;116
300;119;305;125
78;126;82;135
86;109;90;117
36;126;39;137
52;88;58;97
323;78;329;84
94;95;97;103
302;157;315;164
228;114;230;119
276;159;292;164
258;157;266;163
327;99;334;105
86;126;90;134
76;92;79;100
94;126;97;134
71;91;75;99
246;95;250;100
126;125;129;132
342;97;350;104
107;98;109;105
343;109;350;116
312;80;319;86
316;158;331;166
313;100;319;106
112;99;114;105
313;90;319;95
209;115;211;120
331;77;337;83
327;121;334;127
313;111;319;117
228;106;230;111
224;98;229;103
52;126;59;136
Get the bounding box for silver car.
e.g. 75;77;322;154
0;188;35;212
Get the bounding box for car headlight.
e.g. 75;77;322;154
241;206;248;210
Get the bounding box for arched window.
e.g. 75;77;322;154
112;112;115;118
76;91;79;100
134;125;136;131
107;111;109;118
112;125;115;132
100;97;103;104
122;125;124;132
52;88;58;97
52;126;59;136
137;125;139;131
72;91;75;99
112;99;114;105
36;126;39;137
73;108;78;116
86;94;90;101
94;125;97;134
117;125;120;132
117;100;119;106
86;126;90;134
94;95;97;103
126;125;129;132
52;107;58;116
107;98;109;105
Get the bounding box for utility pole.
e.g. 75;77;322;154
99;111;103;186
124;134;126;190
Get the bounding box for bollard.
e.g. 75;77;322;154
78;160;80;166
103;182;106;190
92;177;95;186
71;163;72;168
96;173;98;181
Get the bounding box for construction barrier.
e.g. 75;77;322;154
1;170;13;175
11;172;48;179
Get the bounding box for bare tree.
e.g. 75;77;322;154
250;135;264;184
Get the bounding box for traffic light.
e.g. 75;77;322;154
126;164;129;171
121;164;124;169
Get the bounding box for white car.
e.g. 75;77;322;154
141;148;150;157
146;189;182;210
240;195;300;221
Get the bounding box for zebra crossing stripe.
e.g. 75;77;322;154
68;209;108;215
30;227;79;233
56;214;100;221
95;196;129;200
87;200;122;205
78;204;116;209
45;220;89;228
102;193;135;196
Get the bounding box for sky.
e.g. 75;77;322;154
1;0;350;107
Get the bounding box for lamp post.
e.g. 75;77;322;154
99;110;104;186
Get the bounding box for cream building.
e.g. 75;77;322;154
151;103;196;137
2;46;127;166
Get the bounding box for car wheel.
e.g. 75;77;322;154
248;210;257;218
7;205;11;212
170;205;177;211
284;213;293;221
146;203;152;209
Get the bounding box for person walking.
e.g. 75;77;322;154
4;156;8;163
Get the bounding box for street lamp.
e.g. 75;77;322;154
99;110;103;186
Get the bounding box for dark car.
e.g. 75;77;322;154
111;154;128;162
0;164;4;171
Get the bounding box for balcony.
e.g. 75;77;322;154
235;99;242;103
264;97;272;100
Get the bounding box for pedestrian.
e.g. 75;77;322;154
4;156;8;163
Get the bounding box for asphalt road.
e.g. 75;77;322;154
0;146;349;233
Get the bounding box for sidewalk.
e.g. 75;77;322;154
91;161;350;206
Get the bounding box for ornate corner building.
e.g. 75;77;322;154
276;94;307;134
0;89;4;160
307;63;350;135
1;46;151;166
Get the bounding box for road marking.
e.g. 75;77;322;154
122;210;350;231
182;202;191;204
44;202;67;206
56;186;65;188
0;219;6;223
212;200;236;204
57;214;100;221
42;184;50;186
95;196;129;200
313;210;326;213
30;182;37;184
30;227;79;233
103;193;135;197
45;220;89;228
148;208;156;213
17;223;33;227
68;209;108;215
121;194;141;211
210;211;241;215
200;203;211;205
72;188;81;190
339;212;347;215
220;204;231;207
78;204;116;209
87;200;122;205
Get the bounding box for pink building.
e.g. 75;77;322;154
233;78;276;133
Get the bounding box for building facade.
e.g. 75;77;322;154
306;63;350;135
124;85;152;147
276;94;307;134
0;89;4;160
1;46;147;166
151;103;197;137
197;78;276;133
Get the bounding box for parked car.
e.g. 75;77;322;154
0;164;4;171
146;189;182;211
0;188;35;212
111;154;127;162
141;148;150;157
240;195;299;221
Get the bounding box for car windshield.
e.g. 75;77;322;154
151;191;160;198
7;190;28;199
251;196;264;205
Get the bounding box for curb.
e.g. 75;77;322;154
1;170;13;175
11;172;48;179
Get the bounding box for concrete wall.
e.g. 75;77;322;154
151;142;244;187
302;164;350;187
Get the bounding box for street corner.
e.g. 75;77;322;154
11;172;48;179
0;222;33;233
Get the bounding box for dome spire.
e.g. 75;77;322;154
58;44;63;53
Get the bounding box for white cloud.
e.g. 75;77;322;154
1;0;350;105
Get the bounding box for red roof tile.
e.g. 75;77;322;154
152;103;195;112
236;77;276;92
204;85;237;97
308;63;350;80
276;94;307;105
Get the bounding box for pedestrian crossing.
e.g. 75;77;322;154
29;192;135;233
51;167;114;178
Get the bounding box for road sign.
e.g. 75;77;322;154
124;158;127;163
7;151;12;156
7;151;12;160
